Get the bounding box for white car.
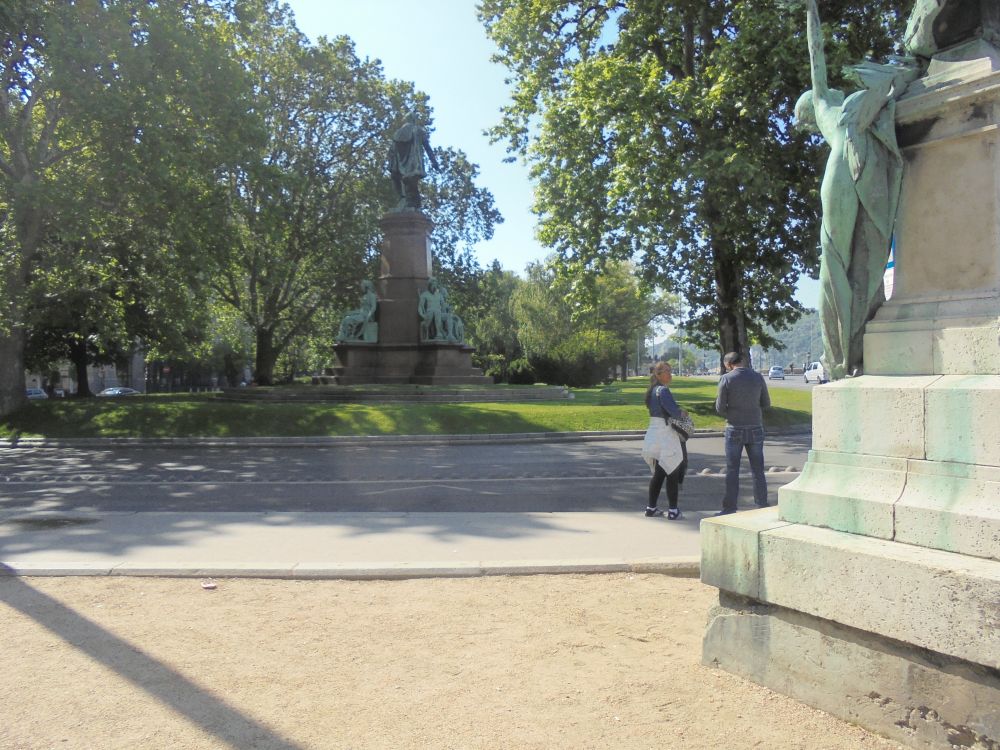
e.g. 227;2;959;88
25;387;48;400
97;387;140;397
803;362;828;384
767;366;785;380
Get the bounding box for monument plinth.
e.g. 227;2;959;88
700;7;1000;748
330;211;490;385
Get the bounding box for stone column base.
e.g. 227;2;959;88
700;508;1000;750
783;375;1000;562
704;593;1000;750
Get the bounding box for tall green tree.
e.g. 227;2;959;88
0;0;252;414
512;260;625;387
563;260;678;380
480;0;912;367
212;5;393;384
425;147;503;318
462;260;524;381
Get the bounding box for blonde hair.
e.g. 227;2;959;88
646;361;672;405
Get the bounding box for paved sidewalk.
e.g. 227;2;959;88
0;509;706;579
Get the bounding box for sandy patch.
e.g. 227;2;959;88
0;574;905;749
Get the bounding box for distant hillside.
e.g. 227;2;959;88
762;310;823;369
647;310;824;372
647;335;719;372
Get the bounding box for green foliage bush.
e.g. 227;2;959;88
506;357;536;385
527;330;617;388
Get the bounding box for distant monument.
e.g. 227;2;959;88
327;112;489;385
701;2;1000;747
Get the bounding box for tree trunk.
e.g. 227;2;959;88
1;179;44;417
703;189;749;372
0;328;27;418
712;251;750;372
69;338;94;397
255;328;278;386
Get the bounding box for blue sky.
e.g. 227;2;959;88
283;0;819;310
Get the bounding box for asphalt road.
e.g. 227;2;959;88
765;375;822;391
0;435;811;514
694;374;820;391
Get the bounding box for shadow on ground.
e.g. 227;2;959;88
0;574;304;749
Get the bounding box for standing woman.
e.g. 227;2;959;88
641;361;689;519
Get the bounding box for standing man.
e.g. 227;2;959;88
388;110;440;211
715;351;771;515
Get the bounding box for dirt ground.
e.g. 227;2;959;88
0;574;907;750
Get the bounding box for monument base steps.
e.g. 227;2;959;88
331;342;491;386
780;375;1000;561
780;449;1000;561
704;593;1000;750
701;509;1000;750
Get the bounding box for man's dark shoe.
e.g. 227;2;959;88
645;507;664;517
755;501;771;508
714;509;737;516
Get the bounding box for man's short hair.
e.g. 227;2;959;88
723;351;743;367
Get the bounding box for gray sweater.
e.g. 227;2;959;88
715;367;770;427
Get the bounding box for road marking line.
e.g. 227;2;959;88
0;471;800;485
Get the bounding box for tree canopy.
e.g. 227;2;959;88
480;0;914;365
0;0;501;408
0;0;252;412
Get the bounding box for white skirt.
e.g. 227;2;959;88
641;417;683;475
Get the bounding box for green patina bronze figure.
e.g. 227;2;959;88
905;0;1000;58
418;277;448;342
388;110;440;211
440;286;465;344
337;280;378;343
794;0;919;380
418;277;466;343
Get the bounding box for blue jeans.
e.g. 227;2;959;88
723;425;767;512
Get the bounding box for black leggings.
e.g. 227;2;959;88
648;443;688;509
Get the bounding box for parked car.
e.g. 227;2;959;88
97;387;140;397
767;366;785;380
25;387;48;400
803;361;828;384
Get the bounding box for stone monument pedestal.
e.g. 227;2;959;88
700;40;1000;749
330;211;491;385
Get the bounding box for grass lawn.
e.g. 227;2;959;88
0;377;811;439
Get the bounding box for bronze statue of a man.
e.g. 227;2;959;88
794;0;919;379
388;110;440;211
